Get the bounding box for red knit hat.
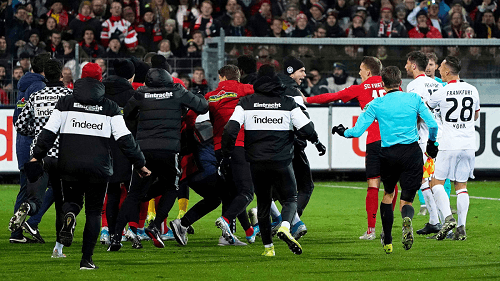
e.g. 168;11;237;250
81;62;103;82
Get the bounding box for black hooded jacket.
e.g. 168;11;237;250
124;68;209;153
221;75;319;165
32;77;145;183
103;75;137;182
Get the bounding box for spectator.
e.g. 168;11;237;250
95;58;108;80
163;19;183;55
123;0;141;24
191;66;209;95
408;9;443;38
375;45;389;60
157;39;175;59
292;13;313;37
462;0;480;20
307;2;327;28
17;30;45;58
325;9;346;37
80;27;105;58
446;0;472;26
189;0;222;38
369;6;407;37
69;1;102;41
408;1;443;32
395;4;414;32
269;18;287;37
217;0;238;31
0;36;9;59
148;0;172;27
323;62;358;93
462;23;476;38
475;9;500;38
45;31;64;59
46;1;70;30
346;14;368;37
106;36;126;59
61;40;89;62
11;66;25;92
18;52;32;73
101;1;138;49
91;0;108;23
178;40;201;69
192;30;205;51
0;87;8;105
62;66;74;89
41;16;59;43
305;68;328;96
0;64;6;83
227;10;252;36
256;46;280;70
136;7;163;53
283;4;300;35
123;6;138;29
124;42;147;59
176;0;200;40
461;46;488;78
237;55;258;84
6;4;29;56
443;12;465;38
248;0;272;37
335;0;353;25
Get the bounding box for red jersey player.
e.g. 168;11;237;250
304;56;398;240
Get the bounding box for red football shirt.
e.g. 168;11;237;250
205;80;254;150
306;76;385;144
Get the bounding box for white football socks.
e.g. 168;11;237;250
270;201;281;219
432;184;452;219
456;189;469;227
281;221;290;230
421;181;439;225
54;241;63;253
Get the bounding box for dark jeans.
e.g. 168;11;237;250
11;169;28;239
181;174;222;226
106;181;129;235
251;161;297;246
61;180;107;260
114;151;179;236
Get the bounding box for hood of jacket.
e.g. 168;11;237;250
277;72;299;89
145;68;174;88
253;75;285;97
73;77;105;105
103;75;134;96
17;72;47;92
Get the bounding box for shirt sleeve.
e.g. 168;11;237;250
417;97;438;141
14;95;35;136
344;101;377;138
228;104;245;125
306;84;358;104
427;88;444;109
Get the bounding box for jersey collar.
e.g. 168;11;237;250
415;74;426;79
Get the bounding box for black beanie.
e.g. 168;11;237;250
151;55;172;73
130;57;150;83
283;56;305;75
113;58;135;79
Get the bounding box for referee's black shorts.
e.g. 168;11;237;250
380;142;423;203
365;140;381;180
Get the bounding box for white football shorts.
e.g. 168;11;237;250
434;149;475;182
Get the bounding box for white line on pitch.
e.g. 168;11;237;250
317;184;500;201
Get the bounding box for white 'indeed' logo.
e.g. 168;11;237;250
71;118;103;130
253;115;283;124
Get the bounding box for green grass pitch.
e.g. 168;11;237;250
0;181;499;280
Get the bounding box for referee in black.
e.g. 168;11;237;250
221;65;325;256
333;66;439;254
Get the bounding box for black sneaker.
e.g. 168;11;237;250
187;225;195;235
9;236;38;244
453;225;467;240
107;234;123;251
60;212;76;247
22;221;45;243
80;259;98;270
9;202;31;232
416;222;441;235
145;223;165;248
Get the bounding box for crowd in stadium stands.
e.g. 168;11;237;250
1;0;500;105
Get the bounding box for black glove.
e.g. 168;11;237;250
218;156;231;180
314;141;326;156
332;124;347;137
426;139;439;159
24;160;44;183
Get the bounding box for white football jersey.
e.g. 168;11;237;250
406;75;443;144
428;80;480;150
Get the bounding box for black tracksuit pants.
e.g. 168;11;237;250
114;151;179;236
293;147;314;217
26;156;64;243
61;180;107;261
106;181;129;235
251;161;298;246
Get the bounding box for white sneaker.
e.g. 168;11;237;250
359;231;376;240
218;236;247;246
51;249;66;258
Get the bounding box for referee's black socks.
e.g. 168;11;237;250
380;203;393;245
401;205;415;220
